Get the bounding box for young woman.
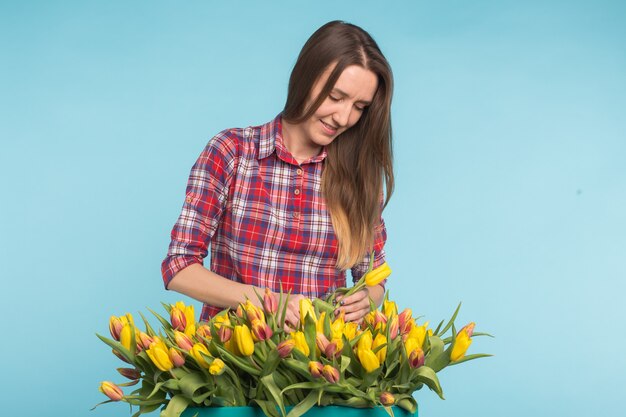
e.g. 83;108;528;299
161;21;394;328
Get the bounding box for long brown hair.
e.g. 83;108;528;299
283;21;394;270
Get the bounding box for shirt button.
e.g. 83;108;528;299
294;189;300;195
296;169;303;175
185;196;192;203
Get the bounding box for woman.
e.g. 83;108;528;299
161;21;394;328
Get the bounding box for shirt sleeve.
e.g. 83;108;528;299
161;130;238;288
350;214;388;284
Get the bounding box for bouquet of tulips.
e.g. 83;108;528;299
94;261;490;417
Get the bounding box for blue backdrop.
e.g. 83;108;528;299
1;1;624;416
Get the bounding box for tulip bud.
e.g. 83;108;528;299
109;316;124;341
407;321;429;349
219;325;233;343
357;330;373;351
236;305;244;318
321;364;340;383
190;342;212;369
343;322;358;340
169;347;185;368
398;308;413;335
299;298;317;324
117;367;141;380
174;331;193;351
408;347;425;368
251;319;273;342
244;300;265;323
316;312;327;333
450;322;475;362
277;339;296;358
357;348;381;373
138;332;154;350
196;324;212;341
99;381;124;401
119;323;133;351
209;358;226;375
372;334;388;363
112;349;130;364
324;341;340;359
308;361;324;378
383;300;398;319
364;262;391;287
170;306;187;332
263;288;277;314
291;331;310;356
380;392;395;406
374;310;388;331
234;325;255;356
315;332;330;353
146;342;174;372
330;316;345;340
387;316;399;340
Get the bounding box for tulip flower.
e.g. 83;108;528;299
363;262;391;287
325;341;340;359
234;325;255;356
196;324;212;341
372;334;388;363
209;358;225;375
387;316;399;340
383;300;398;319
190;342;212;369
343;322;358;340
146;340;174;372
170;306;187;332
373;310;387;331
450;322;475;362
109;317;124;341
174;331;194;351
299;298;317;324
380;391;395;406
251;319;273;342
316;312;327;333
330;316;345;340
357;330;373;351
214;315;232;343
308;361;324;378
169;347;185;368
357;348;381;373
407;321;429;348
263;288;277;314
119;323;133;351
137;332;154;350
408;346;425;368
316;332;330;353
244;300;265;323
398;308;413;335
321;364;340;383
277;339;296;358
291;331;310;356
99;381;124;401
117;367;140;380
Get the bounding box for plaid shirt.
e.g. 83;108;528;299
162;114;387;321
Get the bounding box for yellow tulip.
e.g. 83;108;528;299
196;324;212;341
380;391;395;406
321;364;340;383
357;348;381;373
299;298;317;324
409;346;425;368
357;330;373;351
450;322;475;362
175;301;196;337
174;331;193;351
146;342;174;372
364;262;391;287
343;322;358;340
291;331;310;356
251;319;272;342
407;321;429;348
190;342;212;368
119;323;133;351
244;300;265;323
316;311;327;333
99;381;124;401
383;300;398;319
372;334;387;363
404;337;419;357
170;306;187;331
209;358;225;375
234;325;255;356
308;361;324;378
330;316;345;340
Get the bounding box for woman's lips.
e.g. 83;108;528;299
320;120;337;135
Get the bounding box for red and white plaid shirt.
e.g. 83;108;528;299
162;114;387;321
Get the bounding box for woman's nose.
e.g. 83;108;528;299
333;104;352;127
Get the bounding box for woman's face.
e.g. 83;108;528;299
300;64;378;148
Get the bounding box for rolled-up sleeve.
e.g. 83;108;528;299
350;215;388;284
161;131;238;288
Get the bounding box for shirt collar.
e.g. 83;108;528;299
258;113;327;165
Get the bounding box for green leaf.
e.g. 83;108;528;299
424;335;449;372
303;314;317;360
395;395;417;414
179;372;209;399
414;366;444;399
448;353;493;365
139;312;157;336
160;394;190;417
286;390;319;417
147;307;172;331
96;334;134;363
215;345;261;376
339;355;351;373
250;399;281;417
261;374;286;417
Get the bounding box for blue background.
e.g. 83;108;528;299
1;1;624;416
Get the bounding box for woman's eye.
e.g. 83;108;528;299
329;95;340;101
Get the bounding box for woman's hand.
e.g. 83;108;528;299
334;289;371;323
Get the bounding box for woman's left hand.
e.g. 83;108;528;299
334;289;371;323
